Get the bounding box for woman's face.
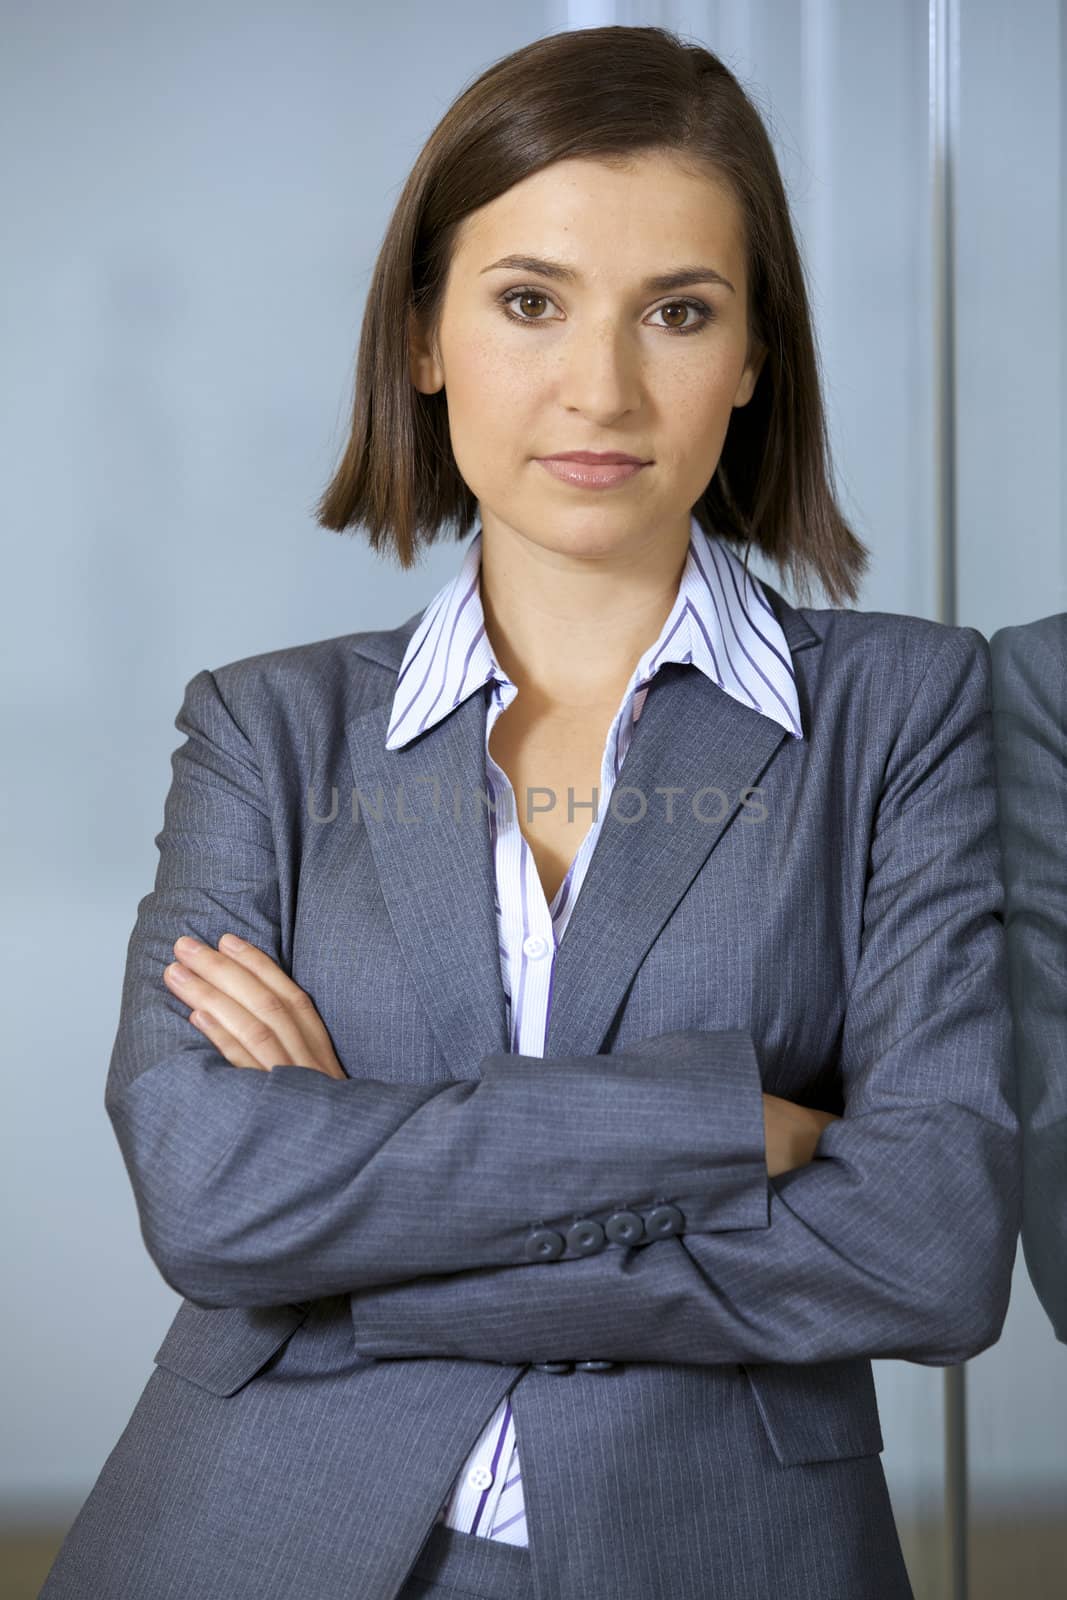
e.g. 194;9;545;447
409;149;766;564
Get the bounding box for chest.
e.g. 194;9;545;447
487;700;617;906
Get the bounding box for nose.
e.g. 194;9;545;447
557;320;643;419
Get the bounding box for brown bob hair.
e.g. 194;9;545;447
314;24;868;608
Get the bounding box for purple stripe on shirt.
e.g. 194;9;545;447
704;542;801;737
469;1398;513;1537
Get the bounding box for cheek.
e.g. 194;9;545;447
444;339;539;452
450;325;526;402
660;378;741;491
656;392;729;467
443;370;534;494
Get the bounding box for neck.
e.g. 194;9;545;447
477;518;690;710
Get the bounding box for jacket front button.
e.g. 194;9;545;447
525;1227;565;1261
645;1202;685;1238
575;1360;617;1371
532;1361;574;1374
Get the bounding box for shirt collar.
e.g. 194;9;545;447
385;513;802;749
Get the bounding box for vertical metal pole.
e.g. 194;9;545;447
931;0;959;632
931;0;967;1593
944;1363;968;1599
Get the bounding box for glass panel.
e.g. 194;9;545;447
957;2;1067;1593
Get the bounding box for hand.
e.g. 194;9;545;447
761;1092;839;1177
163;933;347;1078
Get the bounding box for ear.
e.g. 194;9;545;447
733;340;767;409
408;307;445;395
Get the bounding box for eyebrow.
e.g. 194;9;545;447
479;253;736;296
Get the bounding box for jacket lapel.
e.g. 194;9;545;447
344;681;511;1080
543;662;792;1061
345;585;820;1081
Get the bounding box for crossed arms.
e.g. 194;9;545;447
106;632;1020;1370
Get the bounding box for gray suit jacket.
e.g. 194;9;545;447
991;614;1067;1343
41;583;1019;1600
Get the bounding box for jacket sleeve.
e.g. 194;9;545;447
991;619;1067;1345
105;666;770;1310
344;628;1022;1368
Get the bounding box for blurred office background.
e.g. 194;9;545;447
1;2;1063;1596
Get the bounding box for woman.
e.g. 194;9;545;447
41;25;1019;1600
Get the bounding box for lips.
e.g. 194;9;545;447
540;452;647;465
536;457;648;490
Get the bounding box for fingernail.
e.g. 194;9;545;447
168;964;190;983
220;934;244;952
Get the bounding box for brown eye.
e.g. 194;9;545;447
650;300;715;333
501;289;555;322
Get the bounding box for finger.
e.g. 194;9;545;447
189;1009;266;1071
210;935;340;1057
167;940;308;1068
171;940;327;1068
165;959;347;1078
164;961;291;1071
213;933;306;1003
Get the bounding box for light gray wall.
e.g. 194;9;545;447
3;2;1063;1588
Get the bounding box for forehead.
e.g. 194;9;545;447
451;152;746;278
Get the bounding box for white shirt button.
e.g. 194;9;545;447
467;1465;494;1490
523;934;550;959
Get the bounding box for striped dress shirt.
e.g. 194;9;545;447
384;511;803;1546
